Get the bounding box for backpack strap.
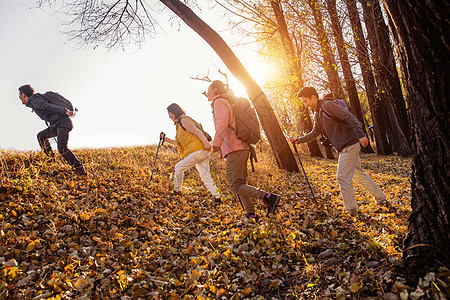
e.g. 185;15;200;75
320;99;338;119
249;145;258;172
321;104;335;120
176;117;187;132
177;115;197;132
212;96;237;132
177;116;212;142
317;100;332;141
320;100;346;123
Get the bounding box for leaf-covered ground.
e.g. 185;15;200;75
0;146;448;299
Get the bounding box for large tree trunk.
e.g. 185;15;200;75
360;0;411;156
345;0;392;155
309;0;345;99
271;0;324;158
159;0;299;171
369;0;409;135
325;0;374;154
382;0;450;284
325;0;362;121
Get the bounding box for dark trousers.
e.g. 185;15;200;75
37;118;81;167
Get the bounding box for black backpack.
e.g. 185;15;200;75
42;91;77;112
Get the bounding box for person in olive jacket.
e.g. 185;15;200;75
18;84;86;175
291;87;386;213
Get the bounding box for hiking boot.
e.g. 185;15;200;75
377;198;388;206
244;213;259;222
262;193;280;216
74;164;87;176
347;209;358;215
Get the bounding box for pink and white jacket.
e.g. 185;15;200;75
211;95;249;158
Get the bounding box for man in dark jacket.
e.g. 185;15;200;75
18;84;86;175
291;87;386;213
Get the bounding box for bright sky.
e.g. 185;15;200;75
0;1;267;151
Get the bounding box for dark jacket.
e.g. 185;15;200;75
26;93;68;126
298;99;365;152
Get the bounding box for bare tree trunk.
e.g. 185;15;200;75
382;0;450;284
360;0;411;156
345;0;392;155
361;3;399;154
271;0;324;158
305;112;327;158
370;0;409;133
308;0;345;99
159;0;299;171
325;0;374;154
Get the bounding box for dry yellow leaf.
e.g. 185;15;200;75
26;241;36;252
242;287;252;296
217;288;227;298
74;277;94;291
350;281;363;293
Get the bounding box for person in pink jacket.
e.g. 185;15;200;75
207;80;280;222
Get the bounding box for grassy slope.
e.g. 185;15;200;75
0;146;446;299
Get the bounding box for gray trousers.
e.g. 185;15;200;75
226;150;266;214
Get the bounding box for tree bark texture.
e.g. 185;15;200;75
345;0;392;155
271;0;303;87
360;0;411;156
382;0;450;283
325;0;362;121
271;0;323;158
369;0;409;134
159;0;299;171
308;0;345;99
304;112;326;158
325;0;374;154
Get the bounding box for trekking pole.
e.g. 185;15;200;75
292;141;316;202
150;132;165;181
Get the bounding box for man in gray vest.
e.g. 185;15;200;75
18;84;86;176
292;87;386;213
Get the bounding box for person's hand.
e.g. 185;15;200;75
204;143;212;151
212;146;222;158
359;136;369;148
289;137;298;144
159;132;166;141
66;110;74;116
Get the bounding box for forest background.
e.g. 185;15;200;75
0;0;448;299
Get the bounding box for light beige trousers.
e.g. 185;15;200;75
174;150;220;198
337;142;386;211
